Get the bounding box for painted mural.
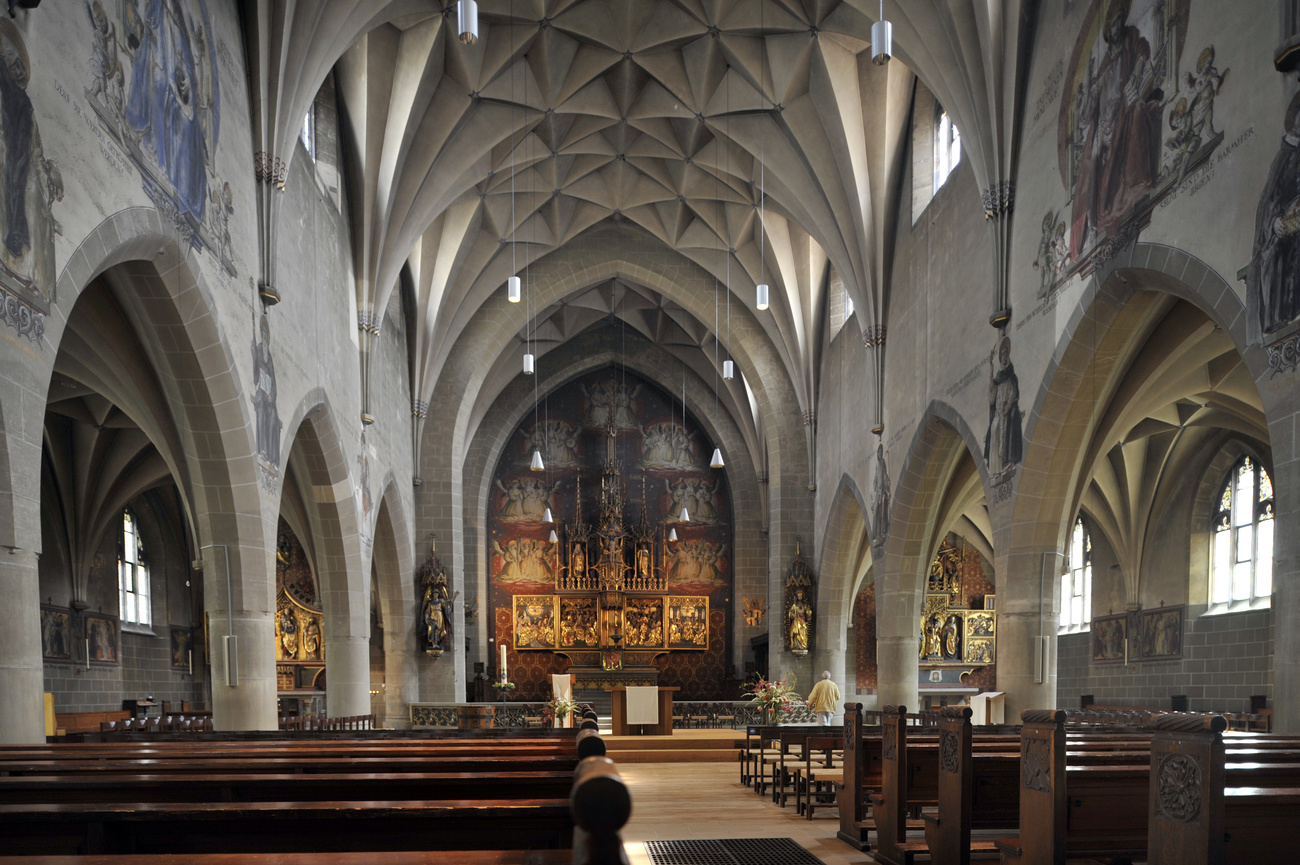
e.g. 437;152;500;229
1248;91;1300;344
0;18;62;341
1047;0;1228;288
82;0;235;276
251;294;281;490
488;367;732;699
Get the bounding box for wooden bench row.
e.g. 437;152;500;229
0;713;627;861
279;714;376;731
840;703;1300;865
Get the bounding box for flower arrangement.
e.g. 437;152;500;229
744;677;800;721
542;696;579;724
492;681;516;693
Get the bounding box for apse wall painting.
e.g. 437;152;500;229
82;0;236;276
1045;0;1230;290
0;18;62;343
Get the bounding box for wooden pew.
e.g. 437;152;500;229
993;711;1300;865
1146;713;1300;865
12;855;570;865
0;725;621;858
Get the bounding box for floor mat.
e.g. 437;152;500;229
644;838;827;865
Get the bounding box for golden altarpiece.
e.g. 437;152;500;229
513;420;708;688
273;521;325;710
917;539;997;705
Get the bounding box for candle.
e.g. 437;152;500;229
85;638;90;670
499;643;507;682
188;650;193;676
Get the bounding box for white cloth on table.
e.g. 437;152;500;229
625;686;659;725
551;674;572;701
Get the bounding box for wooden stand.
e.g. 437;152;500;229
609;686;679;735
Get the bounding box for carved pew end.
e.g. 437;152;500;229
571;756;632;865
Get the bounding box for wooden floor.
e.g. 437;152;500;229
619;762;871;865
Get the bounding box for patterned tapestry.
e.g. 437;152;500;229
489;367;733;700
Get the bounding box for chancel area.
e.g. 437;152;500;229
1;0;1299;862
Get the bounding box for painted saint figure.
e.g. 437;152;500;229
1068;0;1162;257
1249;92;1300;337
125;0;208;224
984;335;1023;477
871;443;890;550
0;20;60;302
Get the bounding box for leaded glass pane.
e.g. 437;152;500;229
1212;530;1231;604
1233;560;1252;602
1234;462;1253;526
1259;467;1273;503
1236;524;1253;563
1257;519;1274;597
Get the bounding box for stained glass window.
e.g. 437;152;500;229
1210;456;1273;608
935;108;961;191
1059;517;1092;632
118;510;150;627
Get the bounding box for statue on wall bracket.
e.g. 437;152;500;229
784;537;815;656
419;534;458;656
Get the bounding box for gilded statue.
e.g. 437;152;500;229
278;607;298;659
788;588;811;654
418;535;458;655
303;617;321;659
943;615;960;658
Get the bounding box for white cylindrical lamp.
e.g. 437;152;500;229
723;359;734;380
756;282;769;311
457;0;479;45
871;17;892;65
523;352;535;375
507;275;521;303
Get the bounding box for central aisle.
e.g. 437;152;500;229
618;762;869;865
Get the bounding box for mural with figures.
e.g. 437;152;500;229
1046;0;1227;289
82;0;236;275
489;367;732;700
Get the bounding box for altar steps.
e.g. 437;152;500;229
603;729;745;764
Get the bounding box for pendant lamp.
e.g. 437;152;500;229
543;506;554;523
710;447;725;469
723;359;734;380
530;449;545;471
507;275;521;303
678;504;690;523
872;0;892;65
523;352;535;375
756;282;769;310
668;527;678;542
457;0;479;45
548;528;559;544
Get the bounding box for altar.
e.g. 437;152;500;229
609;685;679;735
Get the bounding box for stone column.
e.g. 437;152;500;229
874;572;919;711
325;633;371;717
993;547;1061;721
0;548;43;743
1270;453;1299;733
205;545;277;731
383;602;419;729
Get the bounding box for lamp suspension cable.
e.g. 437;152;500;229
710;74;727;470
755;5;769;312
678;362;690;522
507;6;520;304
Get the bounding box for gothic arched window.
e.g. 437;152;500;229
934;108;961;190
1211;456;1274;609
1059;517;1092;632
118;509;151;628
